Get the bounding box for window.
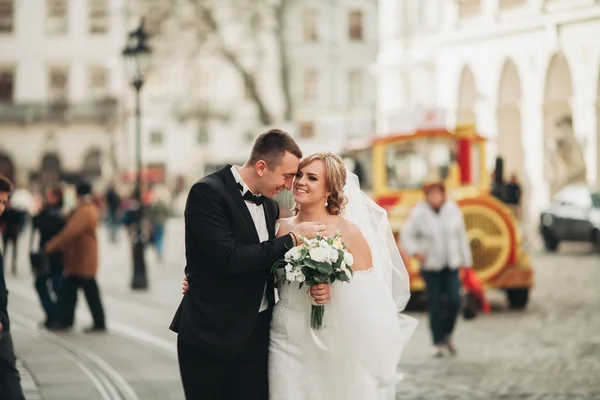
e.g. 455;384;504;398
348;69;363;104
89;0;108;34
46;0;68;35
197;125;209;144
48;67;68;102
591;192;600;209
0;68;14;102
348;10;363;41
150;130;163;146
302;9;318;42
299;121;314;138
0;0;13;34
458;0;481;19
303;69;318;101
385;138;456;190
88;66;109;99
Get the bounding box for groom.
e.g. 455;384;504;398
170;129;329;400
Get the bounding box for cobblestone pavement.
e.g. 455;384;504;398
4;219;600;399
397;243;600;399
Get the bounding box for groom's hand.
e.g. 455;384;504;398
310;284;330;305
182;276;189;295
291;222;327;241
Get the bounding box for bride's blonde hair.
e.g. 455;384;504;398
293;152;348;216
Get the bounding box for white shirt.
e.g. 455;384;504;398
401;200;473;271
230;166;270;312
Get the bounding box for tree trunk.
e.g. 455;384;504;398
275;1;293;121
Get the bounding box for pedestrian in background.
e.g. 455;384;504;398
45;181;106;333
148;185;170;262
401;181;473;357
30;187;66;329
104;183;122;243
506;173;522;219
0;174;26;400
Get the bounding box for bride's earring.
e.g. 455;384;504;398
325;199;328;207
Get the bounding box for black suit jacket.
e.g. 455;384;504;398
170;166;293;359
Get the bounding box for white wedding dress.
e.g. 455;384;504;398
268;172;418;400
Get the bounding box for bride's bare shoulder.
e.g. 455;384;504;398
338;217;372;271
338;216;362;236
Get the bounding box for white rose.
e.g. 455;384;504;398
285;270;296;281
343;251;354;266
296;272;306;283
328;248;339;263
309;247;329;263
285;263;293;273
319;239;329;248
287;247;302;262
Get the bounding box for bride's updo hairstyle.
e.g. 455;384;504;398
295;152;348;216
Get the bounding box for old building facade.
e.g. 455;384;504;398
376;0;600;222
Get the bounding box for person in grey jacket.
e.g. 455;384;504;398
401;181;472;357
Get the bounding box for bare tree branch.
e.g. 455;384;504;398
139;0;294;126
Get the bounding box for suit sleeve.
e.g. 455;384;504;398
187;182;294;275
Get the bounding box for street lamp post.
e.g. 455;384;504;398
122;20;151;290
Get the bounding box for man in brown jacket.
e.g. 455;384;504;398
45;181;106;332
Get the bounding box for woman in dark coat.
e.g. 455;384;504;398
30;187;66;328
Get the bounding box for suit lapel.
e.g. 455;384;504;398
220;166;260;243
264;202;275;239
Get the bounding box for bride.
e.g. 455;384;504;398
269;152;416;400
182;152;416;399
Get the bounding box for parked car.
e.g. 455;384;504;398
539;184;600;251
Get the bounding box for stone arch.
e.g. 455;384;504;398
456;66;477;123
82;148;103;179
0;153;15;183
497;59;526;211
40;153;61;187
543;53;586;197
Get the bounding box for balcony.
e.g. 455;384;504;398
0;98;118;125
499;0;528;9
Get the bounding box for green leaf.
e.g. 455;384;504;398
303;258;319;270
316;262;333;274
335;272;350;282
330;275;336;284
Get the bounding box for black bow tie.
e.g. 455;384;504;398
238;183;265;206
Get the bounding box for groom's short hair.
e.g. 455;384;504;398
248;128;302;167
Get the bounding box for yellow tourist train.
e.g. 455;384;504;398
342;124;533;310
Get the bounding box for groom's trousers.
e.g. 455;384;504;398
177;311;270;400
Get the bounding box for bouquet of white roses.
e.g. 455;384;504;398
271;230;354;329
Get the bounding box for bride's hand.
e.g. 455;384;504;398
182;276;189;295
310;283;330;304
